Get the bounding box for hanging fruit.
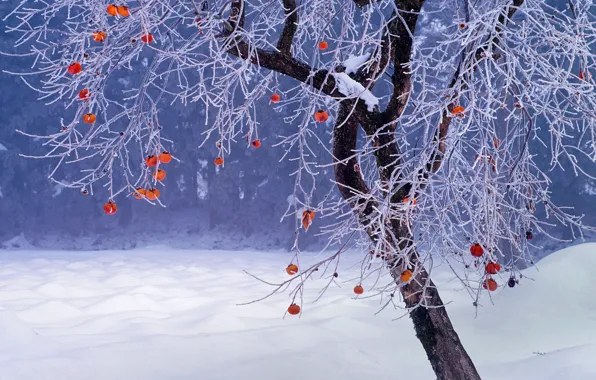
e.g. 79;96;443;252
287;303;301;315
318;41;329;50
117;5;130;17
353;285;364;295
67;62;82;75
145;188;160;200
286;264;298;275
153;169;166;181
451;105;465;115
83;113;96;124
214;157;224;166
482;278;498;291
470;244;484;257
270;93;280;103
103;201;117;215
133;188;146;199
526;231;533;240
403;197;417;205
314;110;328;122
158;152;172;163
485;262;501;275
92;31;107;42
146;155;158;167
400;269;413;282
106;4;118;16
301;209;315;231
141;33;154;43
78;89;90;100
507;277;516;288
251;139;261;148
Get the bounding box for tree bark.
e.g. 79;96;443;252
399;264;481;380
333;102;481;380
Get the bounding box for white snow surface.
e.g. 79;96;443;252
332;72;379;111
343;53;371;74
1;244;596;379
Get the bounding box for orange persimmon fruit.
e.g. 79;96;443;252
403;197;417;205
314;110;328;122
400;269;413;282
141;33;154;43
451;105;465;115
93;31;107;42
153;169;166;181
286;264;299;275
158;151;172;163
83;113;96;124
146;155;158;167
470;243;484;257
107;4;118;16
483;278;498;291
353;285;364;295
117;5;130;17
78;89;90;100
287;303;301;315
103;201;117;215
485;262;501;275
133;188;146;199
68;62;82;75
145;188;160;200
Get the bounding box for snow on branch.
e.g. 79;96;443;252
332;72;379;111
343;53;371;75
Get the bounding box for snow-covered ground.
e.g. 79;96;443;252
0;244;595;380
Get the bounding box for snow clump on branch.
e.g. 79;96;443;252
331;72;378;111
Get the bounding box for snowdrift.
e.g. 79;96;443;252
0;243;595;380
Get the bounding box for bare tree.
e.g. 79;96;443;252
3;0;595;378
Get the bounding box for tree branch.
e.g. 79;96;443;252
225;40;378;125
381;0;425;124
229;0;245;30
423;0;525;178
333;101;375;214
352;0;384;7
277;0;299;55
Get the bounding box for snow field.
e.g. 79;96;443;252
0;244;595;379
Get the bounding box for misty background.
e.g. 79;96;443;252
1;0;594;259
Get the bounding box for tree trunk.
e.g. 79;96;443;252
333;102;481;380
398;263;481;380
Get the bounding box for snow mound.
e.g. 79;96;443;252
16;301;85;323
0;245;595;379
85;294;162;315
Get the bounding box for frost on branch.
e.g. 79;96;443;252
2;0;596;320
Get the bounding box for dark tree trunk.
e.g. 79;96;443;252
399;265;481;380
224;1;491;376
333;102;481;380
